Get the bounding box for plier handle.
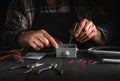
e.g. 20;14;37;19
38;64;63;75
10;63;44;73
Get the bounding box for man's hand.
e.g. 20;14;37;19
73;18;106;45
19;29;58;50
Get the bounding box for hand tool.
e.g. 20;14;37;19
69;23;79;44
38;63;63;75
10;63;44;74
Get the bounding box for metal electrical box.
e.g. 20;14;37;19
56;44;78;58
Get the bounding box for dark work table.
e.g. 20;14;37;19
0;49;120;81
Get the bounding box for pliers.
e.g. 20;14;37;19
10;63;44;74
38;63;63;75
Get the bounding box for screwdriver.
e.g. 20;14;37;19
69;23;79;44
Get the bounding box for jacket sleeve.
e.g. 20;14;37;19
73;1;118;46
0;0;33;50
87;6;118;46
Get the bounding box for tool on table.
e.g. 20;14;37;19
69;22;79;44
10;63;44;74
38;63;63;75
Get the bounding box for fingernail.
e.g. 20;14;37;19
56;44;58;48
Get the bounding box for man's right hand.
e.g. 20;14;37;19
19;29;58;50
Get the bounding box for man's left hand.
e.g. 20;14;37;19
73;18;106;45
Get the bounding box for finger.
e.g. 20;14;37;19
79;26;94;41
78;24;94;40
37;34;50;47
74;19;86;37
33;38;44;48
79;30;95;43
78;21;92;38
30;41;41;50
76;30;85;41
40;30;58;48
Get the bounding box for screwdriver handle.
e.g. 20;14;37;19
69;23;79;44
72;23;79;35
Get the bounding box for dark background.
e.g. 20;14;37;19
0;0;119;27
0;0;119;44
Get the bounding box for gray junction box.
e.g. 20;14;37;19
56;44;78;58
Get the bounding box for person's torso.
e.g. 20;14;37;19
32;0;78;43
32;0;88;48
